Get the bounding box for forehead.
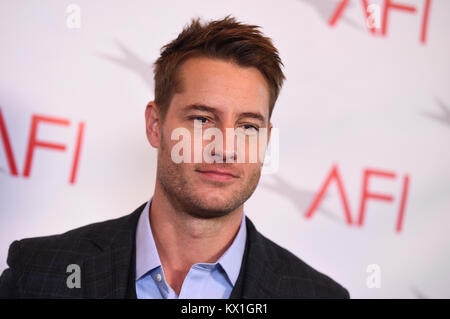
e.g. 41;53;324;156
170;56;270;118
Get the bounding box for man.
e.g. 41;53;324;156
0;16;350;299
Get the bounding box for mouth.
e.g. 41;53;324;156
195;169;239;183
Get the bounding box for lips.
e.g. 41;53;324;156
195;168;239;182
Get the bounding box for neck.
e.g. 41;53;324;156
149;181;243;294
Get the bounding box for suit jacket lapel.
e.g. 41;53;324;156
82;203;145;298
230;216;277;299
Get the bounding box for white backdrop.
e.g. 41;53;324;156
0;0;449;298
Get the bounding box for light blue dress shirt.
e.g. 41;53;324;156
135;199;247;299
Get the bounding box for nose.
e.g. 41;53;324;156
212;148;236;163
210;123;238;163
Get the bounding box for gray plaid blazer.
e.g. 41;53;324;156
0;202;350;299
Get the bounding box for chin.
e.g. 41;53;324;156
186;192;240;218
198;189;234;204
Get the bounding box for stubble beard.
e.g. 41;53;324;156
156;130;262;219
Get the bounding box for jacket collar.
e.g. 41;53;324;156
81;203;145;298
229;216;278;299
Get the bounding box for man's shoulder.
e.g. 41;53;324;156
7;203;146;267
245;217;350;298
0;203;145;298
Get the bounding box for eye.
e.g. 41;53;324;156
191;116;210;124
242;124;259;135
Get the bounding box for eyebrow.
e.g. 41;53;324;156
182;103;267;124
237;112;266;124
182;103;221;115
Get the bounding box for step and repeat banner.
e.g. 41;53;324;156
0;0;449;298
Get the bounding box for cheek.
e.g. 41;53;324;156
238;135;267;164
239;163;262;179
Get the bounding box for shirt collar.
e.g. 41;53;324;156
135;198;247;286
135;199;161;280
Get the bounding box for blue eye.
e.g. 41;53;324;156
191;116;210;124
243;124;259;132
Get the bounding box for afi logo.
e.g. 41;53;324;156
305;164;410;233
329;0;432;44
0;107;85;184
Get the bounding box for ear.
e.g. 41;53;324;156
145;101;161;148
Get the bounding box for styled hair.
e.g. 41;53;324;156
153;15;285;119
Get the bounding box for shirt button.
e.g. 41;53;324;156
156;273;162;282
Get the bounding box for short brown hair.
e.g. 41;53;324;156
153;15;285;120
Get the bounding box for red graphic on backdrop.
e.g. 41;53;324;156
0;107;85;185
329;0;432;44
305;164;410;233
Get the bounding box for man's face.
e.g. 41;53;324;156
147;56;271;219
